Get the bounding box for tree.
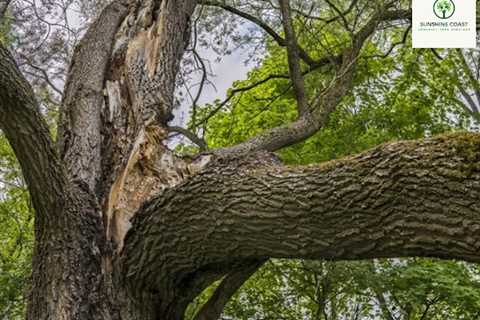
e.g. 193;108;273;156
186;26;480;319
0;0;480;319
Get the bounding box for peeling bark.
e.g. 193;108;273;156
100;0;198;250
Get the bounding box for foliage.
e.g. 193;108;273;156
219;259;480;320
185;16;480;319
0;17;33;320
201;40;469;165
0;135;33;320
0;20;10;45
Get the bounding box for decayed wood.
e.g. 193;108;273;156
99;0;198;251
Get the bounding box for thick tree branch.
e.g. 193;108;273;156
0;44;66;216
58;0;128;191
121;132;480;310
0;45;108;319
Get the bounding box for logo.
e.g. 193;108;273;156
433;0;455;19
412;0;476;48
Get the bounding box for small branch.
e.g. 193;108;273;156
425;50;480;118
419;296;440;320
214;8;405;156
369;24;411;59
271;0;359;25
456;49;480;110
195;55;341;128
194;73;290;127
325;0;352;32
19;53;64;97
414;68;480;122
169;126;208;151
191;49;209;128
199;0;316;66
458;85;480;114
430;48;444;60
278;0;309;116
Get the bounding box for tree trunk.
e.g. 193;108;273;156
0;1;480;320
0;44;112;320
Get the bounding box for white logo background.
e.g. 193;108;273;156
412;0;476;48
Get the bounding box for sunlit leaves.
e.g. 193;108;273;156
190;4;480;318
0;135;33;319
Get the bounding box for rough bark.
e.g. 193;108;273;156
2;1;480;319
278;0;308;116
120;133;480;315
58;0;129;192
0;46;64;213
0;44;110;320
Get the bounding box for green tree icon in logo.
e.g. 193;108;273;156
434;0;455;19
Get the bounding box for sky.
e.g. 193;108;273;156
172;47;252;128
66;4;253;130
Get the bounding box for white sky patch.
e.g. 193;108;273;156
173;47;252;127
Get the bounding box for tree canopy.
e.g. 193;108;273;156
180;20;480;318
